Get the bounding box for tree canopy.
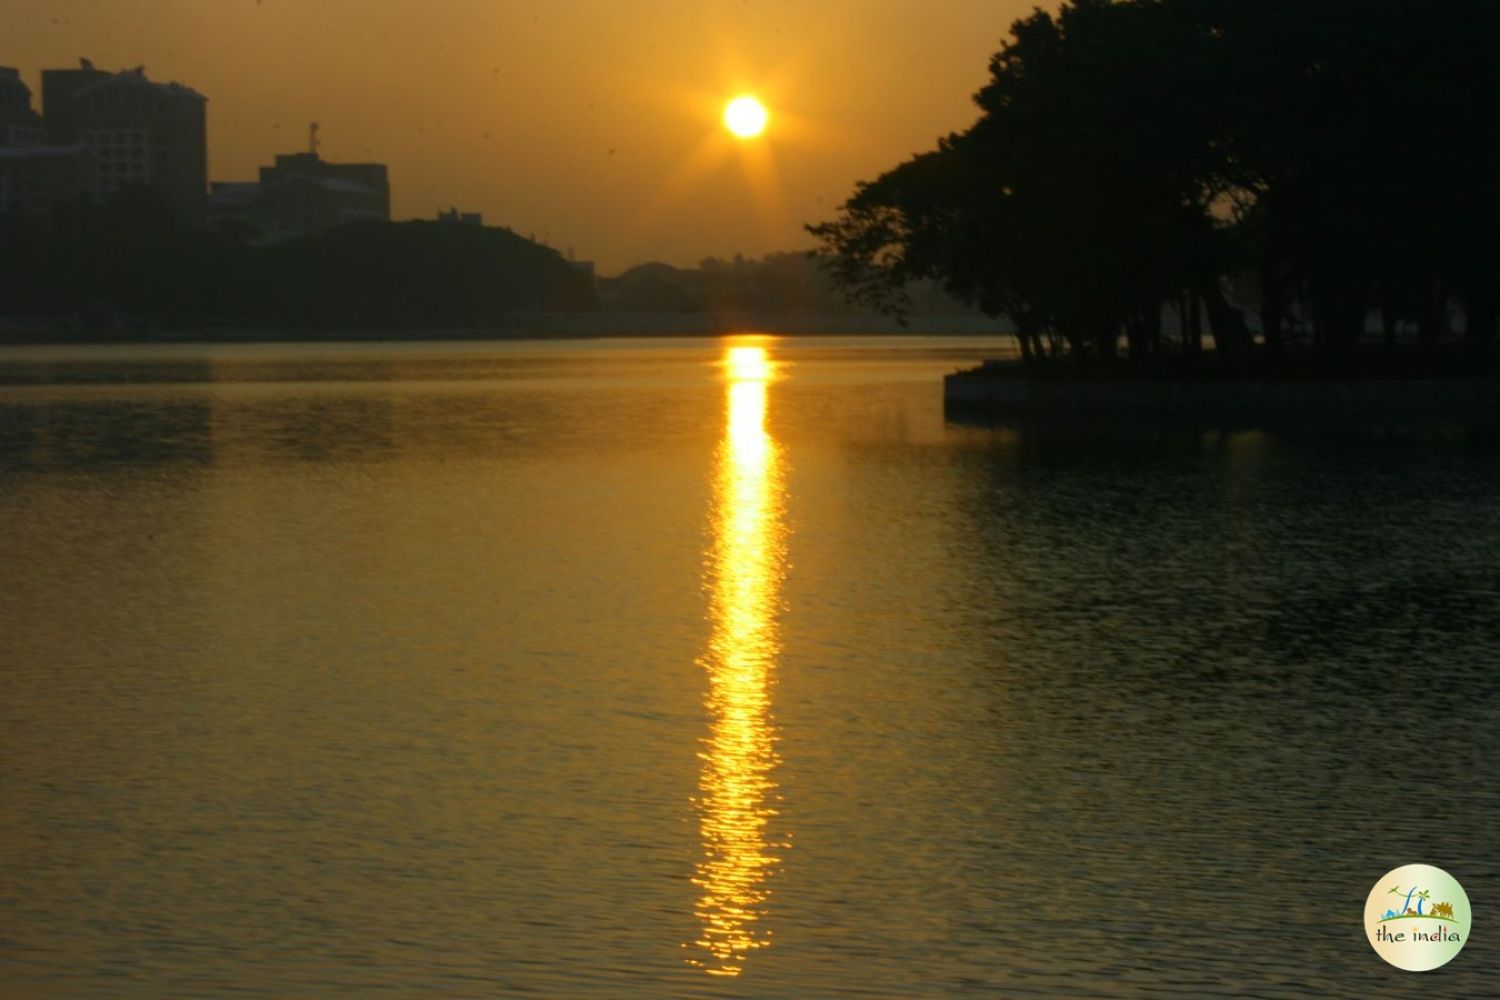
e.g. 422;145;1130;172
809;0;1500;367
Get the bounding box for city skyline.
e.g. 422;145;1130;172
5;0;1039;273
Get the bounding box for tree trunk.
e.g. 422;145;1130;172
1096;327;1118;361
1258;251;1285;358
1125;308;1158;361
1201;279;1252;361
1380;303;1397;349
1418;278;1446;348
1184;293;1203;357
1464;295;1496;347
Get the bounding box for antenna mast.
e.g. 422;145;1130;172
309;122;320;157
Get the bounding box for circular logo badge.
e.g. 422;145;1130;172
1364;864;1471;971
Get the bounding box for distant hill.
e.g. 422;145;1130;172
597;252;993;322
242;221;597;329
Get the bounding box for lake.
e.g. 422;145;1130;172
2;336;1497;996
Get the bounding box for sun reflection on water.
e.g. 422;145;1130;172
688;344;788;977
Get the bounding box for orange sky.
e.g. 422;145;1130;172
7;0;1040;274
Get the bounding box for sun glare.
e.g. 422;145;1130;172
723;96;769;139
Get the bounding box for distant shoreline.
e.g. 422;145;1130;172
0;316;1012;347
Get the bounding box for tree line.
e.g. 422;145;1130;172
598;252;979;318
809;0;1500;369
0;187;596;335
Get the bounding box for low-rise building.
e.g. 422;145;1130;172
209;150;390;244
438;207;483;226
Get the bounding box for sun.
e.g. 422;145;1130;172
723;96;769;139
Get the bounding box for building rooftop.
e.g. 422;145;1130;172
219;176;383;198
272;151;387;171
75;68;206;103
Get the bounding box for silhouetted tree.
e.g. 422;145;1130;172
810;0;1500;370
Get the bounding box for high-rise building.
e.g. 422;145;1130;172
0;67;91;218
0;67;46;147
43;61;207;225
40;59;111;146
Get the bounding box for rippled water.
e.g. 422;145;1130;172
2;336;1497;996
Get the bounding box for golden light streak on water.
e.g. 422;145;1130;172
687;344;787;977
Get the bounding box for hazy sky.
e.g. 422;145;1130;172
8;0;1040;274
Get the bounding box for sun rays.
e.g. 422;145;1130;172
625;48;833;257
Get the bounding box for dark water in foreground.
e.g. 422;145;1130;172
1;337;1497;997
